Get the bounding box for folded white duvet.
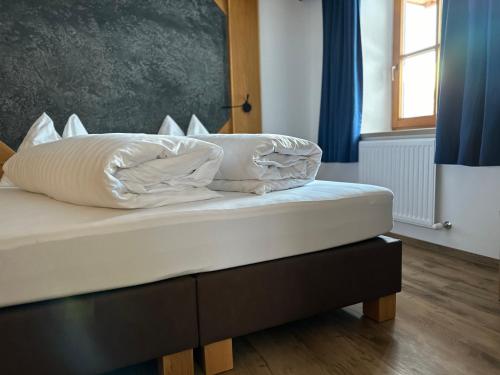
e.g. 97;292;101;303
192;134;322;194
3;134;223;208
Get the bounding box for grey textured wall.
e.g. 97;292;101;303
0;0;229;149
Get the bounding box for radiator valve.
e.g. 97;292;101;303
432;221;452;230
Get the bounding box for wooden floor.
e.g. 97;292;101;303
112;243;500;375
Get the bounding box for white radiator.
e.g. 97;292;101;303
359;138;436;228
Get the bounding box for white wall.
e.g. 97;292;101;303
259;0;322;141
259;0;311;139
258;0;500;259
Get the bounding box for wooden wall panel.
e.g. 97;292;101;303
0;141;15;179
214;0;232;134
218;120;233;134
214;0;228;15
226;0;262;133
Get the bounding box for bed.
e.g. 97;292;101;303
0;1;401;373
0;151;401;374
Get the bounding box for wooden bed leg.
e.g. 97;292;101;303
363;294;397;322
158;349;194;375
201;338;234;375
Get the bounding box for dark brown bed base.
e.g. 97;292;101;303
0;236;401;375
196;236;402;374
0;276;198;375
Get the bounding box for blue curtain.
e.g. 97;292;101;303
435;0;500;166
318;0;363;163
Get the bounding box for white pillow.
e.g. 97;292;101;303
62;114;88;138
0;113;89;187
18;113;61;151
0;113;61;187
186;114;210;136
158;115;185;136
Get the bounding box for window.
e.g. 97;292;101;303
392;0;441;129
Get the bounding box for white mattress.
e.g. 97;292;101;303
0;181;393;308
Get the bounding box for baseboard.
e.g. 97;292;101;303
388;232;499;269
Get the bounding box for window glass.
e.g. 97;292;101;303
401;50;436;118
403;0;437;55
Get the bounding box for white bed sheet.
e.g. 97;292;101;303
0;181;393;308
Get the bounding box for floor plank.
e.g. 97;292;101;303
111;243;500;375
